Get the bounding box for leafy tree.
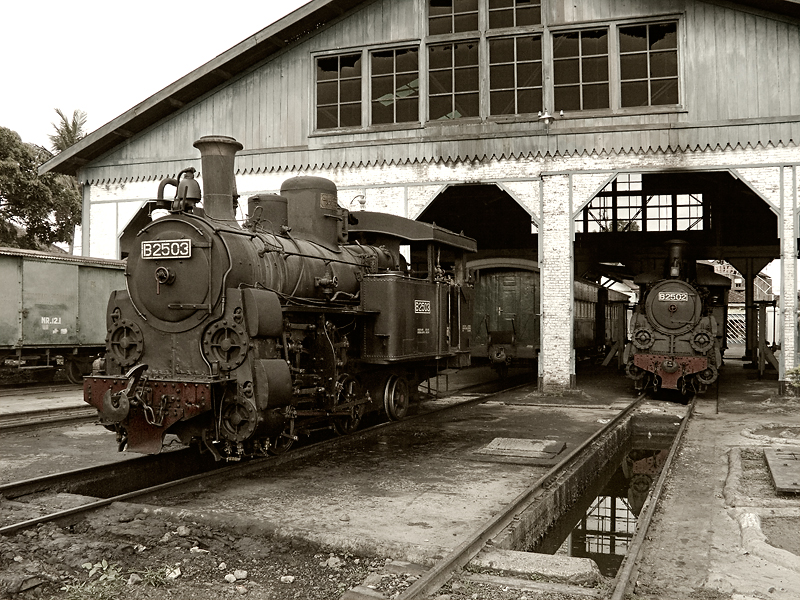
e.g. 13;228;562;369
49;108;87;153
0;126;81;249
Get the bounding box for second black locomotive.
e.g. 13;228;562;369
624;240;731;394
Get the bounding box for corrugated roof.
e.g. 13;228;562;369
39;0;800;178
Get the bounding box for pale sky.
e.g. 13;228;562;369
0;0;310;151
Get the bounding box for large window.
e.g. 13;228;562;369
371;48;420;125
575;174;704;233
429;0;479;35
553;29;609;111
315;4;682;131
489;35;542;115
488;0;542;29
619;22;678;107
429;41;480;120
316;54;362;130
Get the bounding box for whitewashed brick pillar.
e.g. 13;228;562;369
736;165;799;392
780;166;798;389
540;174;573;392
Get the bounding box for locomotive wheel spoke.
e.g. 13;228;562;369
65;360;83;384
333;374;363;435
268;423;295;455
384;375;409;421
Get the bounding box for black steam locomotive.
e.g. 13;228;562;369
86;136;475;460
623;241;731;395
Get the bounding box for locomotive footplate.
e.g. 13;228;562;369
633;354;708;390
84;376;214;454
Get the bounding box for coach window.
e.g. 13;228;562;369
371;48;420;125
316;53;362;130
553;28;610;112
619;22;679;107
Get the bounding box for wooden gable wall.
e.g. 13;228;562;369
81;0;800;184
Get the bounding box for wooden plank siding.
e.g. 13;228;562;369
79;0;800;184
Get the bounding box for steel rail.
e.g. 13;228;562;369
609;396;696;600
396;391;651;600
0;406;97;431
0;382;79;396
0;448;197;500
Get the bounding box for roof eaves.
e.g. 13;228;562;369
724;0;800;19
38;0;359;177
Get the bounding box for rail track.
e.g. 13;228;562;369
0;374;683;599
0;382;79;396
394;393;695;600
0;374;525;537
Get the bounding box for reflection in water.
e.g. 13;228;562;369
535;448;668;578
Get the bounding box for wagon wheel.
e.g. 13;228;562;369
333;374;364;435
65;360;84;384
383;375;409;421
268;420;295;455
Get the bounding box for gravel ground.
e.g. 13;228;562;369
1;505;386;600
0;500;604;600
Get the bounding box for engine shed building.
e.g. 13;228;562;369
41;0;800;393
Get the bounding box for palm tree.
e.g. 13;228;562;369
48;108;87;153
47;109;88;252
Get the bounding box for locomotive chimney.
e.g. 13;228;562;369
193;135;243;224
665;239;688;278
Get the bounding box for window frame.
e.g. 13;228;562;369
575;174;706;234
551;26;611;113
618;20;680;109
312;5;685;135
427;39;482;122
370;46;422;127
312;42;425;135
488;33;544;117
314;51;364;132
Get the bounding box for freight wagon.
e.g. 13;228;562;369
0;247;126;383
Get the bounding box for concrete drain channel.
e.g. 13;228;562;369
398;401;691;600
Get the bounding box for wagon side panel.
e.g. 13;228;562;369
0;254;23;349
21;260;79;347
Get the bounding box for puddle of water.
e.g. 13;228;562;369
530;447;670;577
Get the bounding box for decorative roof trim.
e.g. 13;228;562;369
79;137;799;185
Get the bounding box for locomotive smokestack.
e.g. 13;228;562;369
666;239;688;278
193;135;243;223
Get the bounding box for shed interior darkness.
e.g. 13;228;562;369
417;171;779;283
